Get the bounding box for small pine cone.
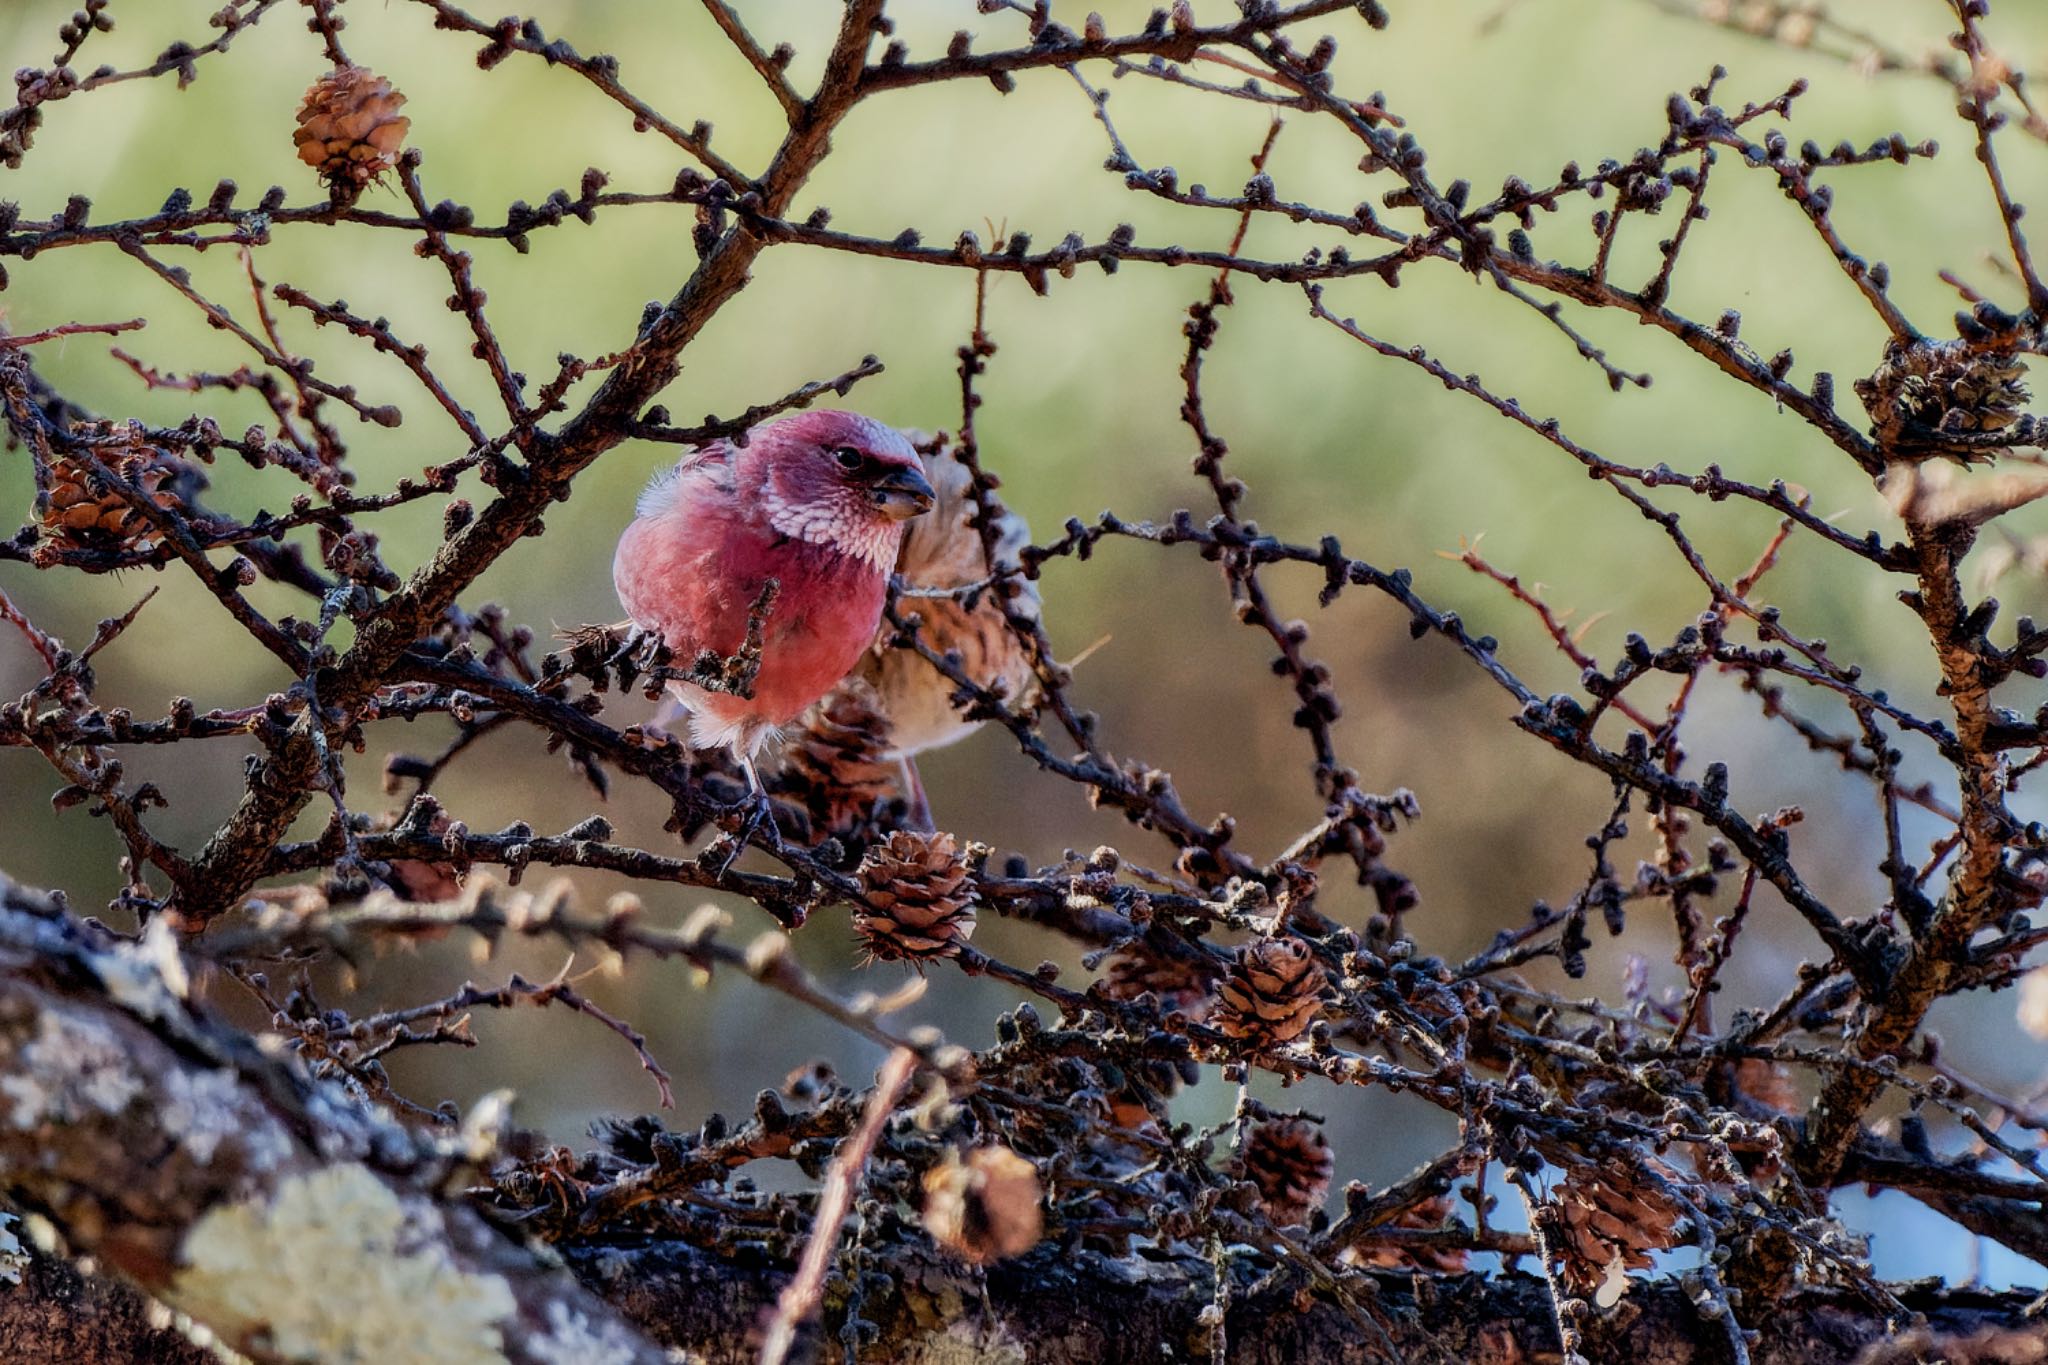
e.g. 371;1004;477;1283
1553;1158;1687;1294
775;685;900;845
1213;937;1326;1044
855;831;975;963
1856;339;2032;464
1097;939;1221;1016
39;436;181;553
1240;1118;1334;1226
923;1146;1043;1263
294;66;410;193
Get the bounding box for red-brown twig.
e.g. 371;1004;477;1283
0;585;62;672
1445;539;1661;734
0;318;144;348
758;1047;917;1365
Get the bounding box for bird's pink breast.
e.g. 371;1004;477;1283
615;498;893;739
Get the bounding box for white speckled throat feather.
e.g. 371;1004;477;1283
761;485;902;572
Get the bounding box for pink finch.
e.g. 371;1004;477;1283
613;409;934;848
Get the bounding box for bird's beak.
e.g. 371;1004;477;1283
869;465;936;521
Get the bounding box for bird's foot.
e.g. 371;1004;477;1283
707;785;784;877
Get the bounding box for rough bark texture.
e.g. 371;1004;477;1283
0;1248;217;1365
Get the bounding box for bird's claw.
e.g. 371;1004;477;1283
708;786;784;877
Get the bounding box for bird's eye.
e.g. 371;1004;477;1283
832;446;865;472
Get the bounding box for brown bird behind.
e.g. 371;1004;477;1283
785;438;1041;832
861;439;1041;756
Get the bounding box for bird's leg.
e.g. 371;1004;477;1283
898;756;935;833
710;749;784;876
738;752;784;852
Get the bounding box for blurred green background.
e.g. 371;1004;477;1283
2;0;2046;1281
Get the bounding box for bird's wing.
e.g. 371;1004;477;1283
635;438;737;519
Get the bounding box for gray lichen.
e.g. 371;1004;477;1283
1;1006;143;1127
172;1163;519;1365
161;1066;291;1171
527;1299;649;1365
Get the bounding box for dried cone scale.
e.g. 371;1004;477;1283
294;66;410;193
854;831;975;963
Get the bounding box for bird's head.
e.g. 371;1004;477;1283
744;410;936;570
